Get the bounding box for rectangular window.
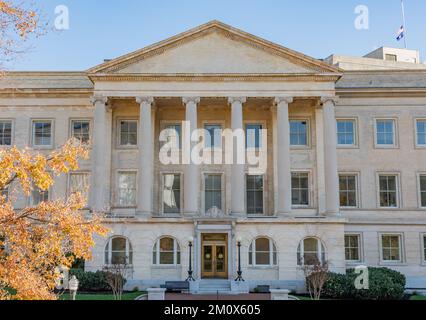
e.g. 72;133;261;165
0;120;12;146
292;172;309;206
117;172;137;207
204;124;222;149
31;187;49;206
205;174;222;212
345;234;361;262
246;175;264;215
71;120;90;144
420;175;426;208
423;235;426;263
381;235;402;262
246;124;262;149
337;120;356;146
32;120;52;147
379;175;398;208
376;119;396;147
290;120;308;147
385;54;397;62
119;120;138;146
69;173;90;202
416;120;426;146
339;175;358;208
1;186;9;201
163;174;181;214
163;124;181;149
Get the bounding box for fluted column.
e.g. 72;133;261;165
90;96;112;212
183;97;200;216
136;97;154;216
275;97;293;215
322;97;340;215
229;97;246;216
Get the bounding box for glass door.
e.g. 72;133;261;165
201;241;228;279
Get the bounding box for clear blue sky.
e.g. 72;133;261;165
8;0;426;71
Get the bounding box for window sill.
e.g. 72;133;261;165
346;261;364;266
337;145;359;149
374;146;399;150
116;146;138;150
151;265;182;269
379;262;406;267
248;266;278;270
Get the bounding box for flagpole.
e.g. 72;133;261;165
401;0;407;48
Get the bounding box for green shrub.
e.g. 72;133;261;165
69;269;111;292
323;267;406;300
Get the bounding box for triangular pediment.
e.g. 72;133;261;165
88;21;340;75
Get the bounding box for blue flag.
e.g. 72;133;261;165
396;26;404;41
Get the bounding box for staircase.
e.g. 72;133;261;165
197;280;232;294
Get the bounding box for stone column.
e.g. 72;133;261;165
136;97;154;216
275;97;293;215
228;97;246;216
322;97;340;215
90;96;112;212
183;97;200;216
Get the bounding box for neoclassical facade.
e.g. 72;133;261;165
1;21;426;293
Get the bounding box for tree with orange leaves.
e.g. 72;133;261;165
0;140;109;300
0;1;44;68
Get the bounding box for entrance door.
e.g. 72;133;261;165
201;234;228;279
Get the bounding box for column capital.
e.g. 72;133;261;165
228;97;247;105
274;96;293;105
136;96;154;105
320;96;339;106
182;97;201;105
90;95;108;105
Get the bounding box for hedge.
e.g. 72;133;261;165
323;267;406;300
69;269;126;292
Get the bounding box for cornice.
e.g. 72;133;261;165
87;73;342;83
337;87;426;98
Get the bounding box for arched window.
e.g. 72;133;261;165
297;237;326;266
249;237;277;266
105;237;133;265
153;237;181;265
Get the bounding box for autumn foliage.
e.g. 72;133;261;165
0;140;108;300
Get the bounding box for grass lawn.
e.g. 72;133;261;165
410;295;426;301
60;291;145;301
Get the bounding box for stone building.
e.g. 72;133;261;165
1;21;426;293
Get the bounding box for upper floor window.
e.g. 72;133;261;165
339;174;358;208
71;120;90;144
119;120;137;147
105;237;133;265
117;171;137;207
419;175;426;208
153;237;181;265
163;124;181;149
205;174;222;212
32;120;53;147
246;124;262;149
380;234;402;263
337;119;356;146
162;173;181;214
297;237;326;266
345;234;361;262
292;172;309;206
249;237;277;267
375;119;396;147
416;120;426;147
0;120;12;146
290;120;308;147
246;175;264;215
69;172;90;202
30;187;49;206
204;124;222;149
378;174;399;208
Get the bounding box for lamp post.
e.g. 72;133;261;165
186;236;195;282
235;237;244;282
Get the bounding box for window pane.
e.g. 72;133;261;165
345;235;360;261
205;125;222;148
290;121;308;146
112;238;126;251
120;120;137;146
304;238;318;252
246;124;262;149
292;173;309;206
72;120;90;144
256;238;270;251
0;121;12;146
337;120;355;145
69;173;90;202
118;172;137;206
417;121;426;145
382;235;401;261
163;174;181;214
33;121;52;146
379;176;398;207
205;175;222;211
339;175;357;207
376;120;394;145
255;252;270;265
160;238;174;251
